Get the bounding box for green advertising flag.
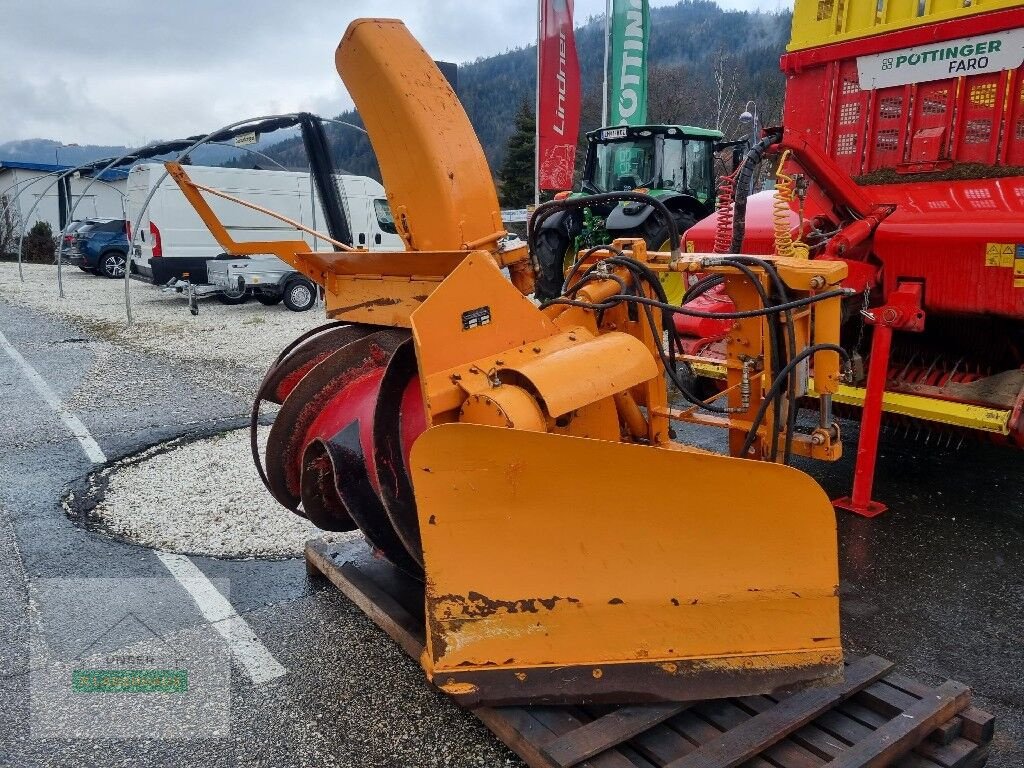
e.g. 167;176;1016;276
608;0;649;126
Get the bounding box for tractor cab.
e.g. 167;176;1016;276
533;124;725;303
582;124;722;206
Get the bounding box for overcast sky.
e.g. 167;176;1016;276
1;0;792;147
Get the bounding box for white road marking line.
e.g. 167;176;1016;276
0;330;284;682
0;329;107;464
156;551;286;684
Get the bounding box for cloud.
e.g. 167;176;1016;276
1;0;790;146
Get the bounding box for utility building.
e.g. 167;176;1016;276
0;161;129;233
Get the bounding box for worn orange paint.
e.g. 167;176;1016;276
411;424;842;691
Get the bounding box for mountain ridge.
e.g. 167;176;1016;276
2;1;791;182
243;0;792;180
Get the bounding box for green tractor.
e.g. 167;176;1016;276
533;124;726;302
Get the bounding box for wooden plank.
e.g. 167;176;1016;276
304;540;425;658
631;723;698;765
530;708;638;768
668;712;775;768
913;737;989;768
892;744;988;768
925;716;962;747
740;696;853;763
613;744;661;768
840;688;982;763
700;699;824;768
541;704;690;767
670;712;773;768
474;707;562;768
663;655;893;768
823;681;971;768
819;702;955;768
883;673;995;744
836;700;888;729
892;752;955;768
812;707;873;747
857;680;961;745
829;696;977;766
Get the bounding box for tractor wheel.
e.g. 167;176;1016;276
533;229;574;302
640;211;696;306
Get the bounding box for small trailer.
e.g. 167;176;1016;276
128;163;403;313
162;255;319;315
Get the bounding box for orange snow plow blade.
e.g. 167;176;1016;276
411;424;842;706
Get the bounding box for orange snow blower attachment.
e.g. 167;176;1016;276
167;18;848;707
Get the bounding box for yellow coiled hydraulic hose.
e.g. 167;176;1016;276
773;150;809;259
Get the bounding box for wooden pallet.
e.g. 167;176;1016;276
306;537;995;768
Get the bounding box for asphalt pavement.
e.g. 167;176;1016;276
0;296;1021;767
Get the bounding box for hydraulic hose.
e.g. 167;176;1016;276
543;287;849;320
740;343;850;459
730;132;780;254
682;273;725;305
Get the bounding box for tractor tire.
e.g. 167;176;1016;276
99;251;127;279
282;277;317;312
533;228;574;302
637;210;696;306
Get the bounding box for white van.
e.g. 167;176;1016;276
126;164;403;285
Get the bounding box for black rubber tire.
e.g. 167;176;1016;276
282;277;317;312
216;291;249;305
255;294;283;306
622;209;698;305
98;251;127;279
638;209;697;254
533;228;574;301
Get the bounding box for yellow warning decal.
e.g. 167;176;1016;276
986;242;1015;267
1015;261;1024;277
1014;278;1024;289
686;241;695;253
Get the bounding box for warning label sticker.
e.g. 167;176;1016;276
986;242;1016;267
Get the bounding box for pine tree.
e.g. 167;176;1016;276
497;101;535;208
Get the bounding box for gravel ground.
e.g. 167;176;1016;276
83;427;346;558
0;263;322;377
1;264;346;560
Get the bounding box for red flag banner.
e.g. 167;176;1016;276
538;0;581;190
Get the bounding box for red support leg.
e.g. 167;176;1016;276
834;282;924;518
833;318;893;517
